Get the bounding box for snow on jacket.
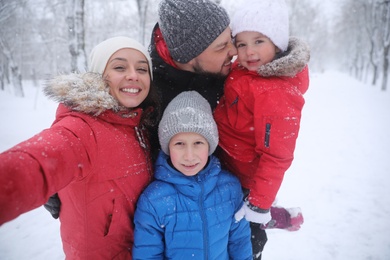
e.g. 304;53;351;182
214;37;310;210
132;151;252;260
0;72;153;259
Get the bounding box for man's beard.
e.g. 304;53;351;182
192;62;228;81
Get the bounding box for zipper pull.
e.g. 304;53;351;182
264;123;271;148
135;126;147;149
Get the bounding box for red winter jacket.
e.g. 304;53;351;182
214;37;310;210
0;73;152;259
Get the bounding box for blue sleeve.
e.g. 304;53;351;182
132;192;165;260
228;179;252;260
228;216;252;259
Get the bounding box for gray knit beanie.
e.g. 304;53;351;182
158;0;230;63
158;91;219;156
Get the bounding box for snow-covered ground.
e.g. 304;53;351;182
0;71;389;259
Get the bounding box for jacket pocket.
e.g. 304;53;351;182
104;196;130;237
226;96;253;131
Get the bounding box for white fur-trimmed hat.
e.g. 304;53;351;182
231;0;289;52
158;91;219;156
88;36;153;79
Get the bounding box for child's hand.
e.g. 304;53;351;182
234;203;271;224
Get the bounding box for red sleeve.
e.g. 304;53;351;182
248;86;305;209
0;117;94;224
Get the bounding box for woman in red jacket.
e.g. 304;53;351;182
213;0;310;259
0;36;159;259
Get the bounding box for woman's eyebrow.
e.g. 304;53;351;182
137;60;148;65
109;57;127;63
109;57;148;64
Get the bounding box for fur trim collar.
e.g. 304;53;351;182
44;72;123;116
258;37;310;77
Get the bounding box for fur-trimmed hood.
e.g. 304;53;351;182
44;72;124;116
258;36;310;77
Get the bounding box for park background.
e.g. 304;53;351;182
0;0;389;259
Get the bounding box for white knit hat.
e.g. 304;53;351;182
88;36;153;79
158;91;219;156
231;0;289;52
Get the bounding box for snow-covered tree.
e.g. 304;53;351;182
0;0;25;97
337;0;389;90
1;0;388;96
67;0;87;72
135;0;150;45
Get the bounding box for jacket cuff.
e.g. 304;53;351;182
245;198;270;213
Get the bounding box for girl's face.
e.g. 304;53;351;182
168;132;209;176
235;31;279;71
103;48;151;108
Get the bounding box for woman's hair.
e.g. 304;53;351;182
139;81;161;130
138;81;161;159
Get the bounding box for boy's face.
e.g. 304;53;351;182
168;132;209;176
235;31;279;71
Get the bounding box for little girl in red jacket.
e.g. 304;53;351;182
213;0;310;259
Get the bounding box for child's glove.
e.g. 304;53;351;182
234;202;271;225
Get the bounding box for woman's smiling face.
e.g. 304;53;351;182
103;48;151;108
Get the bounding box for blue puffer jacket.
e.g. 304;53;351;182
133;151;252;260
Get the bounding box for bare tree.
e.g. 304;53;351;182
0;0;24;97
360;0;389;90
0;39;24;97
67;0;87;72
338;0;389;90
135;0;150;45
31;0;70;77
379;0;390;91
364;0;381;86
0;63;5;91
287;0;322;70
4;0;385;93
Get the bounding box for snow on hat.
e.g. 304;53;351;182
88;36;153;79
231;0;289;52
158;91;219;156
158;0;230;63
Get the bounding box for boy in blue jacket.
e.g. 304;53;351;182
132;91;252;260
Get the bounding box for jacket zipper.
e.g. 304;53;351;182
135;125;153;177
198;175;208;260
264;123;271;148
